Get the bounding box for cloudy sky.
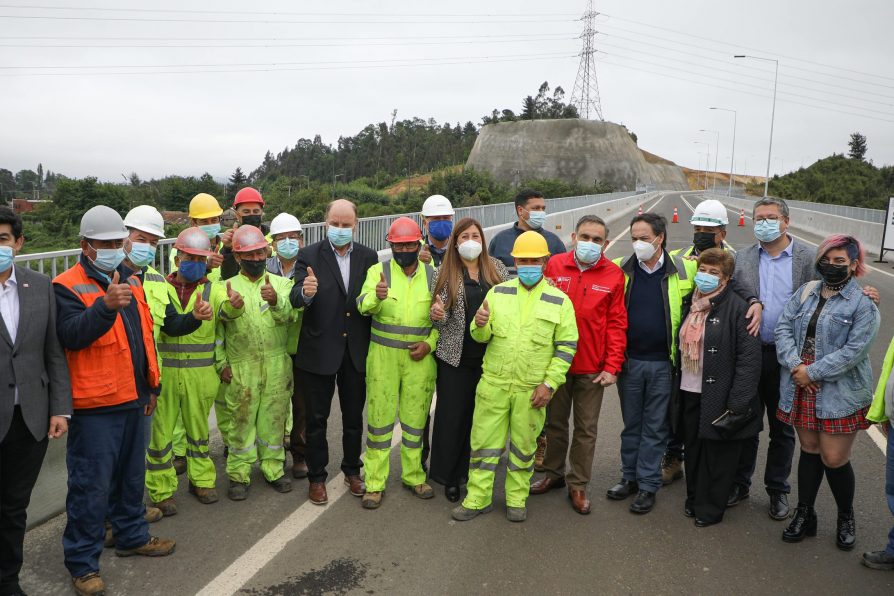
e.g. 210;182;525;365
1;0;891;182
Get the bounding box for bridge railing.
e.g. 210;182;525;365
729;192;884;224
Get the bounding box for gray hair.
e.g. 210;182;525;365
752;197;789;219
575;214;609;237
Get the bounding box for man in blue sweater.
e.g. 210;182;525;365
489;189;566;276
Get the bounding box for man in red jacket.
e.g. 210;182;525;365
531;215;627;514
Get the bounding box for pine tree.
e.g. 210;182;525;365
848;132;867;161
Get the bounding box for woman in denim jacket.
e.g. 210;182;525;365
775;234;880;551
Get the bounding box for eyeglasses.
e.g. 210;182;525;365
754;216;781;224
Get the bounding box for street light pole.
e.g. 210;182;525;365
699;129;720;194
735;55;778;197
693;141;709;190
710;107;737;197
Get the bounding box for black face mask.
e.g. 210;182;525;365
693;231;717;253
816;262;850;285
393;250;419;268
240;259;266;278
241;215;262;228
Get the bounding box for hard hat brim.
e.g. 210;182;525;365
83;230;129;241
689;218;726;227
177;247;215;257
510;250;549;258
126;224;166;239
191;208;223;219
388;235;423;243
233;241;269;253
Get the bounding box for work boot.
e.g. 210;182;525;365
292;457;308;479
189;482;219;504
405;482;434;499
534;435;547;472
660;454;684;485
72;572;105;596
362;491;383;509
836;509;857;551
103;521;114;549
309;482;328;505
151;498;178;517
629;490;656;514
173;456;187;476
144;506;163;523
266;476;293;493
861;550;894;570
115;535;176;558
228;481;250;501
506;506;527;522
344;474;365;497
451;504;493;521
782;504;817;543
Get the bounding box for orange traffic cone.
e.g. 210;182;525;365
637;204;643;215
672;207;679;223
738;209;745;227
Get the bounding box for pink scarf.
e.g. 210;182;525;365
680;286;723;375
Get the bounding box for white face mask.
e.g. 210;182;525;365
457;240;483;261
632;239;658;262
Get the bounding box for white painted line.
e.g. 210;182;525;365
677;193;737;254
606;192;666;249
867;425;887;453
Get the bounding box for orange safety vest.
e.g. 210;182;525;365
54;263;160;410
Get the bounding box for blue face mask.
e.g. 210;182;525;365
276;238;300;260
127;242;156;268
754;219;782;243
200;223;221;239
694;271;721;294
327;226;353;247
178;260;207;282
525;210;547;230
517;265;544;286
90;245;126;273
575;240;602;264
427;219;453;242
0;246;13;273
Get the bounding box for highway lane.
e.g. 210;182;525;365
21;191;894;595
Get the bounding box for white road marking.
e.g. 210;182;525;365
677;193;737;254
606;192;666;249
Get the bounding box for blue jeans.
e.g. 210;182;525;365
63;407;150;577
618;359;672;493
886;422;894;556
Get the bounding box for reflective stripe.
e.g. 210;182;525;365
382;262;392;287
553;341;577;349
540;293;564;306
72;283;101;295
470;448;504;459
509;442;534;463
146;460;173;471
201;282;212;302
402;436;422;449
219;303;235;320
162;357;216;368
157;343;215;353
672;255;689;281
186;435;209;447
367;423;394;436
127;278;140;287
370;334;414;350
186;449;210;459
356;293;368;308
144;273;166;283
553;350;574;364
371;319;431;337
229;444;256;455
366;437;391;449
256;437;283;450
469;460;498;472
400;422;424;437
259;302;270;313
507;461;534;473
494;286;517;295
423;263;434;288
146;442;173;459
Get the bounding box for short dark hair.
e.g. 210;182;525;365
630;212;667;249
0;206;23;239
514;189;544;209
575;214;609;237
697;248;735;279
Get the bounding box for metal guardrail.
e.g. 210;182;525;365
15;191;640;277
729;192;884;224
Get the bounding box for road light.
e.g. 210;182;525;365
735;54;778;197
693;141;710;190
710;107;737;197
699;129;720;194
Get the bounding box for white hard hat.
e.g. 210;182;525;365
269;213;302;236
123;204;166;238
690;199;729;227
421;194;455;217
80;205;128;241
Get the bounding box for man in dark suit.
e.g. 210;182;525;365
289;199;378;505
0;206;72;596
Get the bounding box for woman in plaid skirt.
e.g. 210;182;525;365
775;235;880;551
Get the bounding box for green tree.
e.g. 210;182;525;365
848;132;867;161
229;167;247;187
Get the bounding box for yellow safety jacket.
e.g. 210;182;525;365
218;273;293;364
868;336;894;423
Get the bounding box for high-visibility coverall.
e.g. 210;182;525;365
462;278;578;510
145;280;243;502
357;259;438;493
219;273;294;484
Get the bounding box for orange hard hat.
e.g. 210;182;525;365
386;217;422;243
232;225;268;253
174;227;215;257
233;187;265;207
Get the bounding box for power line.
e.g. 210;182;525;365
0;13;575;25
0;32;578;42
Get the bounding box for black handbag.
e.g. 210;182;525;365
711;408;755;436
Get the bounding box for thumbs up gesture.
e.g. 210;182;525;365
474;298;490;328
261;274;277;306
192;291;213;321
302;266;318;298
375;270;388;300
103;270;133;310
419;243;432;265
221;222;239;248
430;295;446;321
226;281;244;310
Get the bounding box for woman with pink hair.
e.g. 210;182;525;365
775;234;880;551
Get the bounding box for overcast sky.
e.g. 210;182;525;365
1;0;891;182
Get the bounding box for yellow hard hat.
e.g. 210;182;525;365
511;231;550;258
189;193;223;219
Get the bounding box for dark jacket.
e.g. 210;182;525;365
488;223;566;271
288;240;378;375
673;285;762;441
732;237;817;303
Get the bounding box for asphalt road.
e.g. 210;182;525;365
21;191;894;595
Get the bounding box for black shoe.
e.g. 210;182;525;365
445;485;460;503
684;503;695;518
629;490;655;514
769;491;790;520
861;550;894;570
606;479;638;501
227;481;249;501
726;484;750;508
782;504;817;543
836;510;856;551
266;476;293;493
695;517;720;528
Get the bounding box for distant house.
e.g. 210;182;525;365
12;198;51;214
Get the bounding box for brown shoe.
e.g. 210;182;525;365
173;456;187;476
361;491;383;509
189;482;219;504
151;498;178;517
569;489;592;515
72;572;105;596
344;474;364;497
534;435;547;472
404;482;434;499
530;475;566;495
144;506;163;523
292;458;308;479
115;535;176;558
309;481;328;505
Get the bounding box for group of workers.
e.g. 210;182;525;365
1;187;893;596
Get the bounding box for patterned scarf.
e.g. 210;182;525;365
680;286;723;375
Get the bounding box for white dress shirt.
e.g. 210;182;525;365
0;267;20;405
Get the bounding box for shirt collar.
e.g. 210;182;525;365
1;266;16;289
638;251;665;273
329;240;354;256
759;235;794;257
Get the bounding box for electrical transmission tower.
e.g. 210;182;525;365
571;0;604;121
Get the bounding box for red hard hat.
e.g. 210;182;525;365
233;187;265;207
387;217;422;243
174;227;214;256
232;225;268;253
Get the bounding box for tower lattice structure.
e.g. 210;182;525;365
570;0;604;121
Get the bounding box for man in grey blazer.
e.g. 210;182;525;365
0;206;72;596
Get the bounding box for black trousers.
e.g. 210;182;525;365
734;346;796;494
299;350;366;483
681;391;744;523
429;357;482;487
0;406;49;595
289;355;307;461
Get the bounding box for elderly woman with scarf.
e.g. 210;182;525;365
674;248;761;527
